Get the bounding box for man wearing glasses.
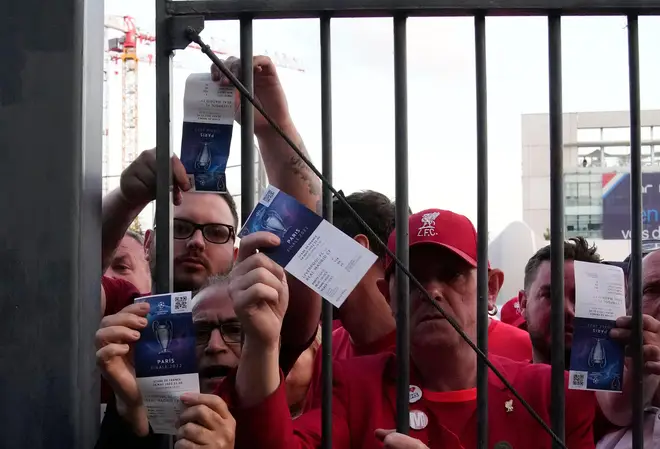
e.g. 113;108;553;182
145;192;239;294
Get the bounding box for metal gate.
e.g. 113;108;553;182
1;1;658;448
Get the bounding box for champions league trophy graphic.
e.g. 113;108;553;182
195;142;212;171
260;209;290;239
588;338;607;369
611;375;621;390
152;320;174;354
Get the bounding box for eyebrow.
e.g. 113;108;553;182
112;254;132;264
193;317;240;325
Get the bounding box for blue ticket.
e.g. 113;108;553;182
134;292;200;434
569;261;626;393
239;185;377;308
180;73;234;193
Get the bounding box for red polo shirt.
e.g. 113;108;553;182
219;353;595;449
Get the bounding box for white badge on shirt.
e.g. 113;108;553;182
409;385;423;404
410;410;429;430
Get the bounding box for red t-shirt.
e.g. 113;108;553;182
303;326;397;412
219;353;596;449
100;276;141;404
488;318;532;362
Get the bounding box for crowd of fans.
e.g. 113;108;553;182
94;56;660;449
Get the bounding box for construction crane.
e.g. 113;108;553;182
103;14;305;191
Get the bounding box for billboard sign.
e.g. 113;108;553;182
602;172;660;240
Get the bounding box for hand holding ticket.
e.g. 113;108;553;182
569;261;626;392
239;185;378;308
133;292;200;434
180;73;235;193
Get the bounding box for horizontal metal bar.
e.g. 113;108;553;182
565;139;660;148
167;0;660;19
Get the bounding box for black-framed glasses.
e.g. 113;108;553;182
195;321;243;346
173;218;235;244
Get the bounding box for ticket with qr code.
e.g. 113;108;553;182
569;261;626;393
133;292;200;434
239;185;378;308
180;73;235;193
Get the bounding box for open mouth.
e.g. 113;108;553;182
200;364;233;380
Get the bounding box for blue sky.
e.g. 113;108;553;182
103;2;660;235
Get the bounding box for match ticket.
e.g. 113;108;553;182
180;73;235;193
239;185;378;308
569;261;626;393
134;292;200;434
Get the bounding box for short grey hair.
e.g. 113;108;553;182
125;229;145;246
192;273;231;312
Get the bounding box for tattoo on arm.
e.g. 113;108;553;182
289;146;321;198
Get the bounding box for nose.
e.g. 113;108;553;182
565;293;575;321
187;228;206;251
205;329;229;355
420;279;445;302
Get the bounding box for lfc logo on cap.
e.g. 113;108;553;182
417;212;440;237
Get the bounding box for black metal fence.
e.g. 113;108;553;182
155;2;654;448
0;1;657;448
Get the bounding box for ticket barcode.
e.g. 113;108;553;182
569;370;587;390
173;294;189;312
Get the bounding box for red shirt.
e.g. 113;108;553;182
100;276;141;404
304;320;531;413
219;353;596;449
304;327;397;412
488;319;532;362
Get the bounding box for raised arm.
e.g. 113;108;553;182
101;149;190;272
225;232;348;449
213;57;322;360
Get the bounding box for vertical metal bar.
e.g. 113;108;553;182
240;18;255;224
320;14;333;449
154;0;174;295
155;2;174;448
0;0;103;446
627;14;644;449
548;13;566;449
474;13;489;449
393;13;410;435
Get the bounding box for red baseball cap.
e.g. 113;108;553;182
500;296;526;329
384;208;489;275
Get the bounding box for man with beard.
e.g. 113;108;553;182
520;239;660;443
519;237;601;365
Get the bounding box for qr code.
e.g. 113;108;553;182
173;294;189;312
262;187;276;205
569;371;587;390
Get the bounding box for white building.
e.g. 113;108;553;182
521;109;660;261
